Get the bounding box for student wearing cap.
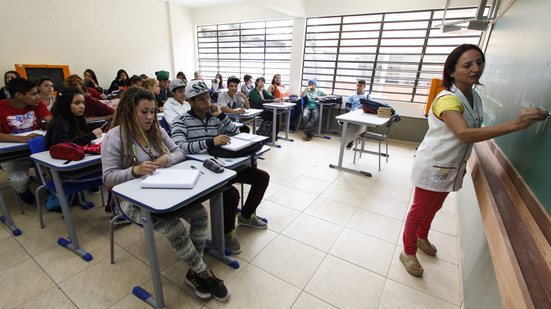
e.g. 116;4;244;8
155;70;171;104
300;79;326;141
162;79;191;127
171;80;270;255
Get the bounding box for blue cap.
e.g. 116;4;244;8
308;79;317;86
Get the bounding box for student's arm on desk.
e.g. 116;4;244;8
0;132;40;143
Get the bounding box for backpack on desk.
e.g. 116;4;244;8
49;142;85;161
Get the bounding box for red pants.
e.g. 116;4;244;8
402;187;449;255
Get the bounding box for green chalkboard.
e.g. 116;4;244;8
479;0;551;212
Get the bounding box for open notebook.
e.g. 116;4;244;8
221;133;268;151
141;169;200;189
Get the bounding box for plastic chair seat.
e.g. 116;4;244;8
359;131;385;141
42;172;103;195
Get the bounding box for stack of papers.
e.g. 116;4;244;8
221;133;268;151
141;169;200;189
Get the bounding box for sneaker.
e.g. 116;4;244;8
238;213;268;230
225;230;241;254
18;189;35;204
185;270;211;300
346;141;354;150
205;272;230;302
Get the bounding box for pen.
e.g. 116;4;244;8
190;165;205;174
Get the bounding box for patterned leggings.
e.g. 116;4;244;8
121;200;210;276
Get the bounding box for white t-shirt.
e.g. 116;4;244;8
217;91;245;109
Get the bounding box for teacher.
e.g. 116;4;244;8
400;44;547;277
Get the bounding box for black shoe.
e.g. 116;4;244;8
185;270;211;300
346;141;354;150
205;272;230;302
19;189;35;204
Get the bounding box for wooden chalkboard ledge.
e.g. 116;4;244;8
470;141;551;309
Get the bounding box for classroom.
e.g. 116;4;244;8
0;0;549;308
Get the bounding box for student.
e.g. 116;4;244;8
45;87;102;148
107;69;129;94
0;78;52;203
66;74;103;100
176;71;188;85
300;79;326;141
249;77;284;141
210;73;224;102
240;74;254;97
141;78;163;109
83;69;104;94
400;44;547;277
64;75;115;120
217;76;251;133
155;70;171;104
128;75;143;88
193;71;202;81
267;74;288;99
171;80;270;255
101;87;230;302
344;79;372;149
35;77;55;111
0;70;20;100
163;79;191;127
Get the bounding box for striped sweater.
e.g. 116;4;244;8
171;110;240;154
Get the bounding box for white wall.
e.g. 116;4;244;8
0;0;174;90
169;3;196;78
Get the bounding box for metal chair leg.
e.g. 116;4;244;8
385;139;389;163
378;140;382;171
35;185;45;228
353;139;358;163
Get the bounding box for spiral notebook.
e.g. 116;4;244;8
141;169;200;189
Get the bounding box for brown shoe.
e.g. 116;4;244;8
417;238;437;256
399;251;424;277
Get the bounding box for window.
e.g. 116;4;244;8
197;20;293;86
303;8;484;103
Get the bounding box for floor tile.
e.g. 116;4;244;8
380;279;459;309
35;229;122;283
305;255;386;309
109;277;203;309
358;193;408;221
233;227;277;262
13;286;77;309
207;265;301;309
291;292;337;309
431;210;459;237
0;259;55;308
333;172;376;191
251;234;325;289
0;236;30;271
329;228;396;276
281;214;343;252
125;231;179;272
425;229;459;265
369;181;413;203
255;200;300;233
299;165;342;183
267;187;317;212
59;250;151;309
304;197;357;226
320;183;368;207
347;209;402;243
286;175;332;196
388;246;461;305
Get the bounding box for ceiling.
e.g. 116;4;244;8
167;0;248;8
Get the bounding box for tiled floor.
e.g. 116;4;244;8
0;132;463;308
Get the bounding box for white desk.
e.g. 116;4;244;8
329;110;389;177
262;102;296;148
315;101;338;139
226;108;263;134
30;151;102;261
0;142;29;236
112;161;236;309
186;145;271;170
